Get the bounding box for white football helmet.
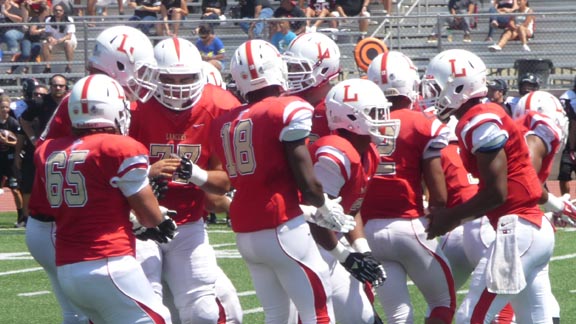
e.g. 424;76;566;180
422;49;487;121
283;32;341;94
515;90;569;141
202;61;226;90
88;26;157;102
154;37;205;111
325;79;400;144
68;75;130;135
230;39;287;98
367;51;420;105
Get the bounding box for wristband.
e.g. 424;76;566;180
189;166;208;187
352;238;371;254
328;242;350;263
542;193;564;213
29;135;36;142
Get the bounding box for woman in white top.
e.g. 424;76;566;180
488;0;534;52
41;3;77;73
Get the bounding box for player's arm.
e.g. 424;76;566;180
19;117;37;146
427;121;509;238
204;192;231;214
127;186;164;228
173;152;231;195
423;156;447;209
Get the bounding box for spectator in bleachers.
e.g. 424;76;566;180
195;23;225;71
485;0;517;42
427;0;476;43
334;0;371;42
41;3;77;73
488;0;533;52
1;0;28;71
128;0;162;36
238;0;274;39
273;0;305;35
160;0;189;36
269;13;296;53
200;0;227;26
7;1;49;74
301;0;338;32
0;94;25;227
87;0;124;25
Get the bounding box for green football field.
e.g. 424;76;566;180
0;212;574;323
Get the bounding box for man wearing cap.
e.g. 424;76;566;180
505;72;541;114
486;79;511;115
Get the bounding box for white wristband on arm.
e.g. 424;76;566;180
189;166;208;187
352;238;371;254
542;193;564;213
328;242;350;263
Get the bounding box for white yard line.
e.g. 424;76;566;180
18;291;51;297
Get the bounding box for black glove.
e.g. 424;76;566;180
175;156;193;182
133;208;178;244
341;252;386;287
149;176;169;200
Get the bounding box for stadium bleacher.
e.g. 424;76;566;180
0;0;574;97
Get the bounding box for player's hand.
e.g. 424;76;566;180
425;207;460;240
315;194;356;233
130;208;178;244
341;252;386;287
150;176;169;200
149;158;181;178
174;155;194;182
556;194;576;224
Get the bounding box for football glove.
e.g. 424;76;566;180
342;252;387;287
314;194;356;233
173;155;208;186
556;194;576;224
131;207;178;244
149;176;169;200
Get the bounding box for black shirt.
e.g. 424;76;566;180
240;0;272;18
335;0;362;16
274;5;305;32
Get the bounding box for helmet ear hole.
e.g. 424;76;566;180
455;85;464;93
117;62;125;72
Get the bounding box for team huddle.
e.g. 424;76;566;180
25;24;574;324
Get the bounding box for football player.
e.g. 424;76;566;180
128;36;240;324
304;78;393;324
423;49;555;323
364;50;455;324
285;34;386;324
211;39;355;324
282;32;341;141
504;72;541;115
25;25;158;324
512;90;570;324
34;74;173;324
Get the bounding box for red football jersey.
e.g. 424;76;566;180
516;111;562;183
455;102;543;229
309;100;332;143
34;134;150;266
361;109;449;222
441;143;478;208
211;96;314;233
129;84;240;225
308;135;378;214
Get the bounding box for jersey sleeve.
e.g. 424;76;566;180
106;138;151;197
313;145;349;197
280;100;314;142
528;118;561;155
460;113;509;154
422;118;450;159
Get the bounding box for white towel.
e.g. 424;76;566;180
485;214;526;294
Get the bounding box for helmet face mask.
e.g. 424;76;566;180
153;37;205;111
326;79;399;144
68;75;131;135
88;26;158;102
422;49;487;121
283;32;341;95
